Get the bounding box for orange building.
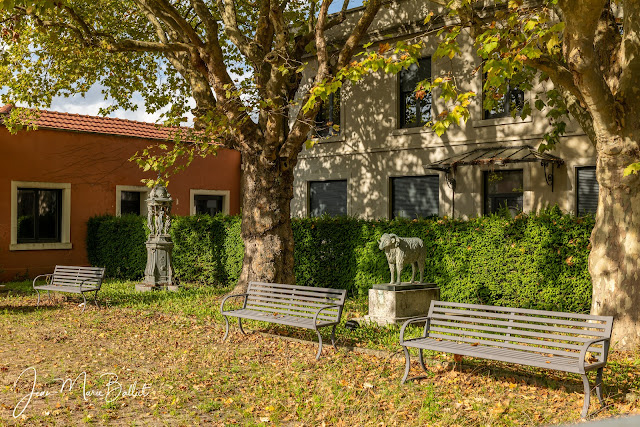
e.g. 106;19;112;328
0;105;241;281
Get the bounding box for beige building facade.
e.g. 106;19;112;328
291;0;598;220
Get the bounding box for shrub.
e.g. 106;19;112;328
86;207;594;312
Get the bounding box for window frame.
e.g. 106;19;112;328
189;189;230;216
398;57;432;129
483;169;524;216
116;185;150;216
308;179;348;218
390;175;440;219
575;166;598;216
10;181;72;251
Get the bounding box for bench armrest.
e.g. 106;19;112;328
220;293;249;313
400;316;431;345
312;304;343;327
578;337;611;373
32;274;52;288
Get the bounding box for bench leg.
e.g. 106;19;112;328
47;290;52;303
93;290;100;309
419;349;427;372
238;318;246;335
81;293;87;313
330;325;337;349
581;373;591;418
401;346;411;384
595;367;604;403
222;316;230;341
36;289;41;307
315;330;323;361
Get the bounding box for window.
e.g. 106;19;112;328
391;176;439;218
399;57;432;128
315;89;341;138
484;170;523;215
17;188;62;243
309;180;347;217
195;194;224;216
576;166;598;215
116;186;149;216
10;181;71;250
482;72;525;120
189;189;230;215
120;191;142;215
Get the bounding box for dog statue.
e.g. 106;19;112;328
378;233;425;284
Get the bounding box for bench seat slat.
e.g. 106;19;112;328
250;281;346;296
430;308;609;332
244;304;338;321
223;308;339;328
431;301;612;322
404;337;605;373
34;285;100;293
246;299;340;316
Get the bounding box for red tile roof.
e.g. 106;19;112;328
0;104;188;141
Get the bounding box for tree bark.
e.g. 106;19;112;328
231;149;297;294
590;132;640;349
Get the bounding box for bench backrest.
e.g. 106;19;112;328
246;282;347;323
51;265;106;288
427;301;614;361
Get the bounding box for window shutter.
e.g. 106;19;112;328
577;167;598;215
309;180;347;217
391;176;439;218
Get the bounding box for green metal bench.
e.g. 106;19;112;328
220;282;347;359
33;265;105;312
400;300;613;418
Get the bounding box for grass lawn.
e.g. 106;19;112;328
1;280;639;426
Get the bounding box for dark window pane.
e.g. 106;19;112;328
577;167;598;215
17;188;61;243
195;195;224;216
483;70;525;119
315;89;341;138
484;170;523;215
399;58;431;128
391;176;439;218
17;189;36;240
121;191;142;215
309;180;347;217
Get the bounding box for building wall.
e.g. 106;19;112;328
291;0;597;219
0;127;241;281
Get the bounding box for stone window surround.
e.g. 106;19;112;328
189;189;230;215
116;185;150;216
10;181;72;251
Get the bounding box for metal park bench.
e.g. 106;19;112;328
220;282;347;359
399;300;614;418
33;265;106;312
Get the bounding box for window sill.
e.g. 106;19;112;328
10;242;73;251
310;135;346;144
391;126;433;136
472;115;532;128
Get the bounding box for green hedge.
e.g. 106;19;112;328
86;207;594;312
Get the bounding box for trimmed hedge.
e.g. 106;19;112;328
86;207;594;312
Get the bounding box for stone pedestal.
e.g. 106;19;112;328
135;239;177;292
363;283;440;326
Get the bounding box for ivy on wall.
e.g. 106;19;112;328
87;207;594;312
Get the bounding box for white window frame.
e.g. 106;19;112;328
116;185;150;216
10;181;72;251
190;189;230;215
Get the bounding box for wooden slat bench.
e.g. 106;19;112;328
399;300;614;418
33;265;106;312
220;282;347;359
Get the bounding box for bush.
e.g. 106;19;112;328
86;207;594;312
